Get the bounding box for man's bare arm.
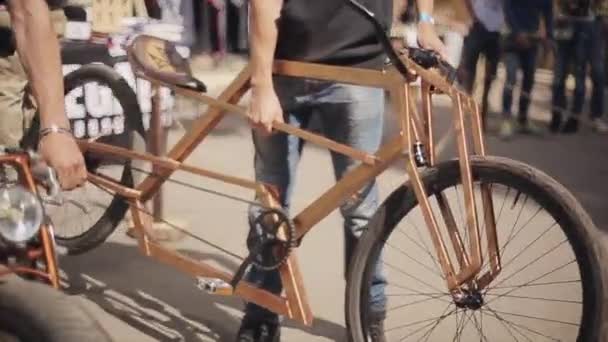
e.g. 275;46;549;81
247;0;284;133
249;0;283;88
7;0;86;190
7;0;67;130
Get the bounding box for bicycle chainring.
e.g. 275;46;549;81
247;208;297;271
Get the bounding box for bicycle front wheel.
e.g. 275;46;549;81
345;156;607;342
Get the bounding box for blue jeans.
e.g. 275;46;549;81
502;46;538;123
588;18;605;119
552;20;592;119
243;75;387;323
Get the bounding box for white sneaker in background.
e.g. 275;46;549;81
591;118;608;134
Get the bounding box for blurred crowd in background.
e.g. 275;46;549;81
1;0;608;140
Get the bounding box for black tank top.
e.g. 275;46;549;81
274;0;393;69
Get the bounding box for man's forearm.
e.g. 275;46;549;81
249;0;283;88
416;0;434;18
8;0;68;129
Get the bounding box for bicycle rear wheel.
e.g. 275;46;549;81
346;156;607;341
22;64;145;255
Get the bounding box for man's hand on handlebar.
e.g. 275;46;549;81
417;21;449;62
38;132;87;191
247;84;284;135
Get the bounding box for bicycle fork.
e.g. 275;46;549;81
393;81;502;295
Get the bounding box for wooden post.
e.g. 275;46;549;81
148;85;165;222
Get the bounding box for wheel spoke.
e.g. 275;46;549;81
481;308;528;342
386;282;450;303
499;195;530;257
383;261;448;297
484;305;562;341
495;186;511;224
397;223;442;276
386;241;445;280
471;312;489;342
418;307;453;342
486;259;576;305
393;303;455;341
387;294;447;312
489;240;570;291
500;221;558;273
386;292;448;297
490;279;580;290
488;309;578;327
387;303;454;334
484;293;581;305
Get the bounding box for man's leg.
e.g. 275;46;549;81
500;51;520;138
550;39;570;132
589;18;608;133
563;23;591;133
481;31;500;130
238;76;312;341
517;47;539;130
315;83;387;336
457;21;483;94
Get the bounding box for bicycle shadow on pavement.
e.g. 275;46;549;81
59;241;346;341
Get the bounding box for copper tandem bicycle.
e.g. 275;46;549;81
28;1;607;341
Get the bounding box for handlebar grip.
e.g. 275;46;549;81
407;47;458;85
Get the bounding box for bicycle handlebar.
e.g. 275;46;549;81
0;146;61;200
346;0;458;85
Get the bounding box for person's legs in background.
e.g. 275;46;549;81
500;50;521;138
563;22;592;133
481;31;500;131
588;17;608;133
457;21;484;94
517;46;542;133
550;38;572;132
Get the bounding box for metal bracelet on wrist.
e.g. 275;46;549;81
39;124;73;140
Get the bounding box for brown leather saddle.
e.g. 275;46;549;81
127;34;207;92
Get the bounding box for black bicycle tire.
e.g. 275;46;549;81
0;275;112;342
22;63;145;255
345;156;608;342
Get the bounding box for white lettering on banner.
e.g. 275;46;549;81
63;62;174;138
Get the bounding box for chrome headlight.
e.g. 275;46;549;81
0;185;43;242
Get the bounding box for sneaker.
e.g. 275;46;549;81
591;118;608;134
368;319;387;342
517;120;544;135
236;317;280;342
561;117;579;134
499;119;515;139
549;115;562;133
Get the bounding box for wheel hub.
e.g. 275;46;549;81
453;289;484;310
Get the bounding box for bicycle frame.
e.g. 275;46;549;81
76;38;502;326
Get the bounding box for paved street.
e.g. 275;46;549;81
54;59;607;341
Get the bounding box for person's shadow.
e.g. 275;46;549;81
59;242;346;341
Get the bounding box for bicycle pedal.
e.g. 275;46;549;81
196;277;233;296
